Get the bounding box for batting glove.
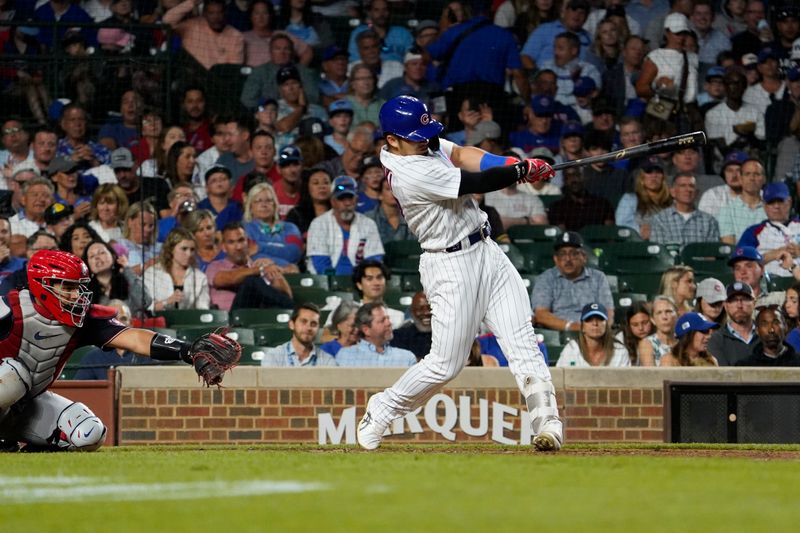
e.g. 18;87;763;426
520;158;555;183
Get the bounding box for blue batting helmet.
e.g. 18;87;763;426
379;95;443;142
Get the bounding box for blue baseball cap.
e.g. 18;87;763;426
721;150;748;169
573;76;597;97
530;95;555;117
328;99;354;116
278;145;302;165
757;47;778;63
641;155;664;172
322;45;348;61
788;67;800;82
580;303;608;322
257;97;277;111
675;312;719;339
728;246;763;266
726;281;754;300
561;121;584;138
763;182;790;203
705;66;726;80
332;175;358;199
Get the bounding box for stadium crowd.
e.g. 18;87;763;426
1;0;800;371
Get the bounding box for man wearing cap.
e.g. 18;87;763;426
324;100;354;156
274;145;303;219
549;166;615;231
729;245;767;299
540;32;601;107
48;156;91;219
319;126;375;181
742;47;786;115
708;281;760;365
346;0;413;64
585;98;618;152
379;46;438;102
531;231;614;332
306;175;384;275
467;121;504;155
356;156;384;214
43;202;75;241
569;77;597;125
718;158;766;244
766;66;800;146
0;217;25;282
696;66;727;112
667;145;720;196
736;307;800;366
649;173;720;246
253;98;279;137
510;95;561;154
320;46;350;107
275;65;327;150
198;165;243;230
163;0;244;71
771;7;800;67
112;147;170;215
690;0;733;69
521;0;592;70
698;150;746;217
737;182;800;278
601;35;649;118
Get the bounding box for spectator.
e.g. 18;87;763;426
60;220;101;258
467;121;505;156
83;240;150;317
243;182;303;267
319;46;350;108
379;46;438;102
347;0;412;64
129;109;164;168
306;176;384;275
660;312;720;366
617;301;654;366
667;145;719;196
31;127;58;176
581;131;632;206
643;0;695;50
10;177;53;238
697;150;746;218
521;0;591;70
649;173;720;246
356;156;382;213
1;28;49;126
0;217;24;282
569;76;598;125
184;209;223;272
349;30;403;91
784;283;800;352
345;63;386;127
728;245;766;300
98;90;143;151
117;201;161;275
548;167;615;232
737;183;800;278
349;259;405;328
584;98;617;152
556;303;631;367
364;177;414;243
705;68;765;150
195;115;234;181
320;300;360;356
413;19;440;49
143;227;209;312
0;119;32;174
730;0;770;60
5;162;39;215
531;231;615;332
659;265;696;316
260;303;337;367
551;122;585;189
286;167;333;238
324;100;354;156
713;0;747;38
773;7;800;64
718;158;765;244
690;0;733;70
178;86;213;154
163;0;244;71
157;184;197;241
601;35;649;118
484;179;548;230
736;307;800;366
216;117;254;186
708;281;760;365
638;296;679;366
197;165;243;230
391;291;432;361
56;104;110;170
274;145;305;218
615;157;671;239
274;65;328;150
697;66;727;113
137;125;187;179
540;32;602;107
44;202;75;243
511;96;561;154
337;302;417;367
49;157;91;219
240;33;321;110
446;96;493;147
585;18;623;74
34;0;95;50
206;222;294;311
743;48;786;116
243;0;311;68
114;148;170;216
163;141;198;194
766;66;800;150
230;131;280;203
694;277;727;325
254;98;279;137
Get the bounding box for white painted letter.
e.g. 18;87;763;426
519;411;533;445
318;407;356;445
458;395;489;437
424;394;458;441
491;402;517;445
390;407;424;435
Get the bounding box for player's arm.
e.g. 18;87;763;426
451;145;554;195
108;329;192;364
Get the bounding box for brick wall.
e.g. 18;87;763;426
115;367;800;445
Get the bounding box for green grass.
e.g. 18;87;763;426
2;444;800;532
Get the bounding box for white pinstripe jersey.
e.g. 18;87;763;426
379;139;487;251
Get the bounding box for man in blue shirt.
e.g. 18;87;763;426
509;95;562;154
260;303;337;367
521;0;592;70
347;0;413;63
34;0;96;49
0;217;25;282
338;302;417;367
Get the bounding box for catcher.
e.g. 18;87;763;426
0;250;241;452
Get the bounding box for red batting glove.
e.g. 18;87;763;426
521;158;555;183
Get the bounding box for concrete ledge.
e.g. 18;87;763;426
117;366;800;389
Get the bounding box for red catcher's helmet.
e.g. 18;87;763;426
27;250;92;327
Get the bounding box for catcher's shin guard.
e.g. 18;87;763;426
55;402;106;451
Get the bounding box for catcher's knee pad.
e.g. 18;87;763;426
56;402;107;451
0;358;31;409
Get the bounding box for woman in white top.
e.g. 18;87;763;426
658;265;696;316
138;125;186;178
143;228;209;312
638;296;678;367
557;303;631;367
88;183;129;243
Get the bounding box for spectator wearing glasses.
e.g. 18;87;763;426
556;303;630;367
707;281;759;365
243;182;304;268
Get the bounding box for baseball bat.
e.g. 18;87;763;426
551;131;707;171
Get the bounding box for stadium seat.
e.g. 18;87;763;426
536;328;561;346
580;225;642;246
175;327;213;343
614;293;650;324
515;242;555;274
560;330;579;344
205;63;250;115
520;273;537;290
680;242;734;276
618;273;663;295
507;224;563;244
253;326;293;346
285;273;330;290
384;290;415;309
156;309;229;327
292;288;354;307
385;240;423;274
240;345;268;365
546;344;563;366
327;275;353;291
768;276;796;292
599;242;675;274
226;327;255;346
401;274;423;292
498;243;527;272
230;308;293;327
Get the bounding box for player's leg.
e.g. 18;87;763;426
2;391;107;452
483;243;563;451
0;359;32;448
358;251;484;449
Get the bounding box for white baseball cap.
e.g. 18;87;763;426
695;278;725;305
664;13;691;34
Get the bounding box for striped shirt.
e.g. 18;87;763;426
531;267;614;324
336;340;417;367
649;206;720;246
717;197;765;240
738;218;800;277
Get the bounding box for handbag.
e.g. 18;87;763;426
645;50;688;122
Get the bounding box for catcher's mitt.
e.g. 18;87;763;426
189;328;242;387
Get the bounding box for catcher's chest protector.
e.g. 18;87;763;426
1;290;77;399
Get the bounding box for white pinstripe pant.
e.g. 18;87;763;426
370;239;556;428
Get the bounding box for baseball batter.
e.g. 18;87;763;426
0;250;238;452
358;95;563;451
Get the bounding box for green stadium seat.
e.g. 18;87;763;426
205;64;250;115
156;309;228;327
60;345;97;380
175;327;213;343
253;326;293;347
538;195;563;210
580;225;642;246
768;276;796;292
680;242;734;276
226;327;255;346
614;293;650;324
560;330;579;344
545;344;563;366
520;274;537;290
229;308;293;327
284;273;329;290
240;345;269;365
618;273;663;295
327;274;353;291
599;242;675;274
401;274;423;292
536;328;561;346
384;290;415;309
292;288;354;307
497;243;527;272
507;224;563;244
515;242;555;274
385;240;422;274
